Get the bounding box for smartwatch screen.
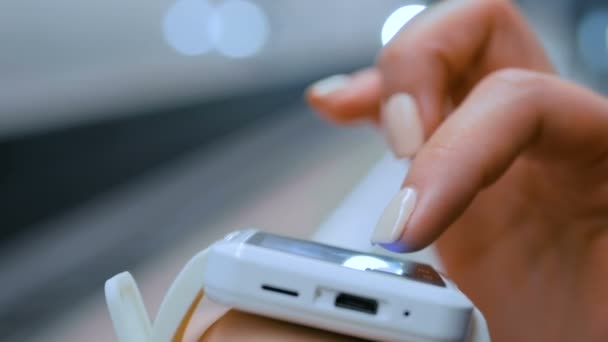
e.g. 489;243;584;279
247;232;445;287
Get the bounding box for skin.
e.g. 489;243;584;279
178;0;608;341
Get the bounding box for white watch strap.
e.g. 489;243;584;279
105;249;211;342
151;249;209;342
105;272;152;342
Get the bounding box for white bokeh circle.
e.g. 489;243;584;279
381;4;426;46
211;0;269;58
163;0;215;56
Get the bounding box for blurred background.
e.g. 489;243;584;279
0;0;606;340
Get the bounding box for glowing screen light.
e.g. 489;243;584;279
381;4;426;46
343;255;391;271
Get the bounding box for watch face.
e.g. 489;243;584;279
246;232;445;287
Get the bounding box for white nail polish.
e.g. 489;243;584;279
381;93;424;158
371;187;417;244
310;75;350;96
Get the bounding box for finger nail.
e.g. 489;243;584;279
381;93;424;158
309;75;350;97
371;187;417;251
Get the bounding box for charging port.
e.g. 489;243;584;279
335;293;378;315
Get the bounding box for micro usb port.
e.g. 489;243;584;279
335;293;378;315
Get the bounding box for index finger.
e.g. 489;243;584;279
372;70;608;251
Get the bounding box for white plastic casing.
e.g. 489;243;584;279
204;229;473;342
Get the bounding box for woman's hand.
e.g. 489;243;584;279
308;0;608;341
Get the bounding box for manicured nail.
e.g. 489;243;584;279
381;93;424;158
309;75;350;97
371;187;417;249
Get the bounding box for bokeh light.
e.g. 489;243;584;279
605;19;608;52
163;0;268;58
381;4;426;46
163;0;215;56
211;0;269;58
577;8;608;72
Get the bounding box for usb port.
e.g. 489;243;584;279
261;285;299;297
335;293;378;315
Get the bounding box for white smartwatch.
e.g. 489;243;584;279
106;229;481;342
105;154;490;342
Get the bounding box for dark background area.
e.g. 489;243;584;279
0;80;307;240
